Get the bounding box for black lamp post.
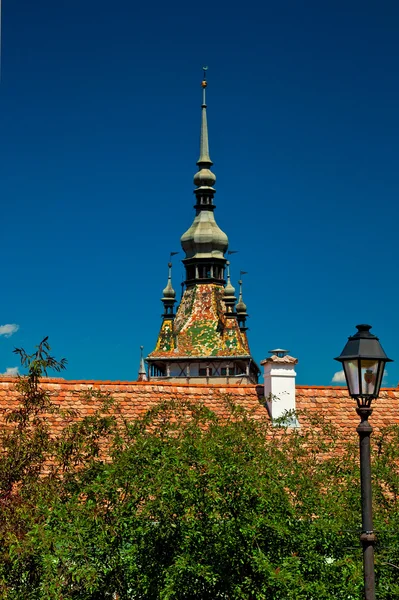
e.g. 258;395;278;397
335;324;393;600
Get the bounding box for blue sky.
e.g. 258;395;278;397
0;0;398;386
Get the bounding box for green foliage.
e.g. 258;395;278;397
0;342;399;598
0;340;118;599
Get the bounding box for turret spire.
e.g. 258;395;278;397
224;261;237;314
162;261;176;318
236;278;248;331
137;346;148;381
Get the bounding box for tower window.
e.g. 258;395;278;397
221;367;235;376
199;367;213;376
151;365;165;377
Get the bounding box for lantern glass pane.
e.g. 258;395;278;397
360;359;379;396
343;360;360;396
375;361;385;396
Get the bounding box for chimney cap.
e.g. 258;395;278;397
269;349;290;358
261;352;298;366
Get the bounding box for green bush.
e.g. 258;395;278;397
0;341;398;599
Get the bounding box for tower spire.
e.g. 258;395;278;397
197;66;212;167
181;67;227;286
193;67;217;193
147;71;260;385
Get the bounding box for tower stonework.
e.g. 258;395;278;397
147;73;259;384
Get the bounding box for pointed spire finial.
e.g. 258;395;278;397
163;262;176;300
202;66;208;106
224;260;236;313
236;275;248;329
197;66;212;168
162;259;176;318
225;261;235;292
138;345;148;381
236;278;248;316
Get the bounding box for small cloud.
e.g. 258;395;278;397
383;369;388;381
0;324;19;338
332;370;346;383
0;366;19;377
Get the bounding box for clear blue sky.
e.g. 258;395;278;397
1;0;398;386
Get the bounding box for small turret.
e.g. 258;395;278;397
236;279;248;331
137;346;148;381
162;262;176;318
223;261;236;315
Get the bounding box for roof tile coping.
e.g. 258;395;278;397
0;377;398;391
0;377;262;390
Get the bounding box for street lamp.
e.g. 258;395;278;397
335;324;393;600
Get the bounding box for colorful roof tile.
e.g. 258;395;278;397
149;283;250;358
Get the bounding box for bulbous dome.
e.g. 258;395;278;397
181;211;228;259
236;297;247;314
224;280;236;298
163;280;176;299
162;263;176;299
194;168;216;188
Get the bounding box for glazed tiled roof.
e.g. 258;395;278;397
149;283;250;359
0;378;398;441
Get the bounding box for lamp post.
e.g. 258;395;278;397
335;324;393;600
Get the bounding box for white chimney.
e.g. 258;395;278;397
260;349;298;426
